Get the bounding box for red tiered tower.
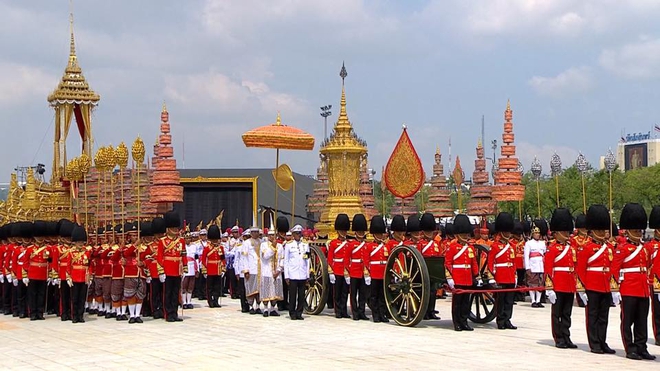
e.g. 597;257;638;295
467;141;497;216
359;155;377;219
492;100;525;202
426;147;453;218
149;104;183;210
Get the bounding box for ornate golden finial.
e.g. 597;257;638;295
116;142;129;169
132;137;146;164
162;101;167;113
477;138;483;148
275;111;281;126
506;99;511;111
69;0;77;66
436;145;440;155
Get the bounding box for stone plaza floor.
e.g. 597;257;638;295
1;295;658;370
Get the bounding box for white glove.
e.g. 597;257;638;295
22;278;29;286
447;278;455;290
0;275;4;283
365;276;371;286
657;293;660;302
46;277;52;285
546;290;557;304
13;279;18;286
67;278;73;287
6;273;13;282
146;277;152;284
329;274;336;284
53;279;61;286
488;279;496;285
203;273;208;279
159;274;166;283
612;292;621;306
578;292;588;305
476;278;484;287
344;276;351;285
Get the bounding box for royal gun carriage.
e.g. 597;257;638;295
304;240;496;327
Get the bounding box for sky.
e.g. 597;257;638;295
2;0;660;184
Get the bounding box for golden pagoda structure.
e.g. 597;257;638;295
315;63;369;237
48;12;100;183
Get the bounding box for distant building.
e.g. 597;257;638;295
616;131;660;171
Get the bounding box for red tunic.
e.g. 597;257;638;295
544;241;576;293
649;239;660;291
157;236;185;277
488;238;516;284
68;248;92;283
611;240;650;298
148;242;161;278
417;238;441;257
122;244;140;278
577;241;613;293
26;244;50;280
3;244;14;277
100;245;113;278
0;244;6;276
202;243;225;276
444;241;479;286
12;245;28;279
514;240;525;270
92;245;104;277
109;245;124;279
345;240;368;279
363;241;388;279
326;238;349;276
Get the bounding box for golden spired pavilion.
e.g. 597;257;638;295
315;64;370;237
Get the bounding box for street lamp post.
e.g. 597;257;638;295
320;105;332;140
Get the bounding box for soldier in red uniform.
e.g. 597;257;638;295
13;222;31;318
149;217;166;319
3;224;16;316
346;214;370;321
109;224;127;321
612;203;656;360
363;215;389;323
544;208;578;349
91;227;106;317
386;215;407;251
44;222;60;316
51;220;74;321
578;204;616;355
157;210;186;322
418;213;441;320
25;221;51;320
513;222;527;302
327;214;351;319
0;226;7;315
123;223;149;323
67;225;92;323
648;206;660;346
445;214;481;331
202;225;225;308
488;212;517;330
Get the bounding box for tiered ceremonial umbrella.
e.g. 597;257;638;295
242;113;315;224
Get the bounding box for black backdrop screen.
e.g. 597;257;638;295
173;183;253;232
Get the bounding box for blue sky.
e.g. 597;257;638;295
2;0;660;183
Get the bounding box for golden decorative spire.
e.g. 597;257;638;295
162;100;167;112
436;145;440;155
48;3;99;105
477;138;483;148
506;99;511;111
331;62;354;139
276;111;281;126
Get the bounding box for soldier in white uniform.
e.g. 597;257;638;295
283;225;310;320
259;230;283;317
524;219;548;308
182;232;201;309
233;229;251;313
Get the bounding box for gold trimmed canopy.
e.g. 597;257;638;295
47;12;99;105
242;113;315;150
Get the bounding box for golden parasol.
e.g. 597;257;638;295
242;113;315;225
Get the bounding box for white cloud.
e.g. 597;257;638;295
528;67;593;97
163;70;308;118
599;37;660;79
0;62;58;106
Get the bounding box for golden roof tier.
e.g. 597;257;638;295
467;140;497;216
492;100;525;202
426;147;453;217
315;63;369;237
150;104;183;206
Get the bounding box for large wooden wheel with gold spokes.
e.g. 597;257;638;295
304;244;329;315
468;244;496;324
384;245;430;327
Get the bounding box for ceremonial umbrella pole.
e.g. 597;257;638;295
132;137;145;242
531;156;542;218
242;113;315;225
94;148;105;230
107;145;118;243
550;153;562;208
116;143;129;237
65;159;78;221
575;153;588;214
79;153;92;230
604;149;617;236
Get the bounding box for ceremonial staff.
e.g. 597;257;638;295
79;153;91;229
531;157;542;218
116;143;129;236
94;148;105;230
575;153;588;214
604;149;617;235
550;153;562;208
132;137;145;241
